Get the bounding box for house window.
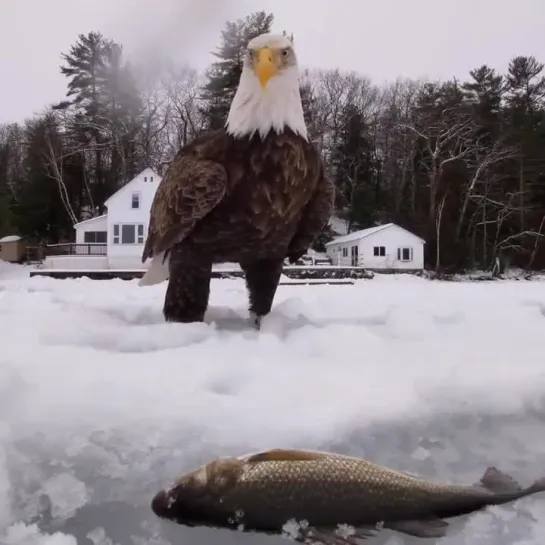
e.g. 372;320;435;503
342;247;348;257
373;246;386;257
131;192;140;209
144;176;148;182
397;247;413;261
112;224;145;244
122;224;136;243
150;176;154;182
83;231;107;243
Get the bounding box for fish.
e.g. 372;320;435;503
150;448;545;543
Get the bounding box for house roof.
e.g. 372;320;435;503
0;235;22;243
325;223;425;246
73;214;107;228
103;167;159;208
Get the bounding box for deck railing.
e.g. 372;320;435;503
26;243;107;261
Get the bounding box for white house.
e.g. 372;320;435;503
43;167;161;270
325;223;425;270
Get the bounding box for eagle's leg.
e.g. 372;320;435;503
240;258;284;330
163;247;212;323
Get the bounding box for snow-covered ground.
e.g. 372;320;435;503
1;262;545;545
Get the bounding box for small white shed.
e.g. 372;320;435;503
325;223;425;270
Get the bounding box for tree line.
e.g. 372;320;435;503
1;10;545;272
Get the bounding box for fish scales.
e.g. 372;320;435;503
222;457;452;525
151;448;545;542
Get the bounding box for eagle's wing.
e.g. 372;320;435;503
287;160;335;263
142;154;227;262
138;154;227;287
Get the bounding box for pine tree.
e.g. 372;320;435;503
0;133;13;236
55;32;143;213
330;102;376;232
0;178;13;237
463;65;504;124
505;56;545;231
14;115;76;241
0;124;24;236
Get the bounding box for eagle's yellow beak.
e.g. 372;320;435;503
254;47;278;89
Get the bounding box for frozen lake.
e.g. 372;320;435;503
1;263;544;544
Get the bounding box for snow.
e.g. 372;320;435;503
329;216;349;236
1;264;545;544
0;235;22;243
325;223;394;246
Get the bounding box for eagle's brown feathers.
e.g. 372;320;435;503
143;127;333;267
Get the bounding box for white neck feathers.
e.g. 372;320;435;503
226;65;308;141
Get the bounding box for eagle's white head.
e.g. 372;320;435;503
226;33;308;141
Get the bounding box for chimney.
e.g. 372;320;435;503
160;161;171;176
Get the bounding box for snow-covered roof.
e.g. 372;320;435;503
328;216;348;235
73;214;107;228
325;223;425;246
0;235;22;243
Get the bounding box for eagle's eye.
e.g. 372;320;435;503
281;48;290;58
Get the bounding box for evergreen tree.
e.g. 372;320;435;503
0;133;13;235
55;32;143;213
330;102;376;232
505;56;545;231
0;178;13;236
14;115;76;241
0;124;24;236
462;65;504;130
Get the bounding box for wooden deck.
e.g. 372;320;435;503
29;265;373;284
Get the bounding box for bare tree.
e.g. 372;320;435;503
455;139;518;241
377;78;424;213
159;64;205;159
435;192;447;271
42;129;78;225
398;107;477;219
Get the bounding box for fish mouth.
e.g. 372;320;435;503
151;490;172;518
150;488;203;527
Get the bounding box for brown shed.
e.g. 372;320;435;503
0;235;26;263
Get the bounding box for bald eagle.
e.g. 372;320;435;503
139;33;334;328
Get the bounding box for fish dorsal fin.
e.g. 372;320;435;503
245;449;328;464
478;466;522;494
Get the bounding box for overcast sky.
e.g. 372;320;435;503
1;0;543;124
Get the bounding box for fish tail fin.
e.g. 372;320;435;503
527;476;545;494
139;252;169;286
479;467;523;494
480;467;545;500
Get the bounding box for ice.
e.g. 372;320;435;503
1;264;545;544
40;474;88;519
3;523;77;545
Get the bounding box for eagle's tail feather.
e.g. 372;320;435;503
139;252;169;286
